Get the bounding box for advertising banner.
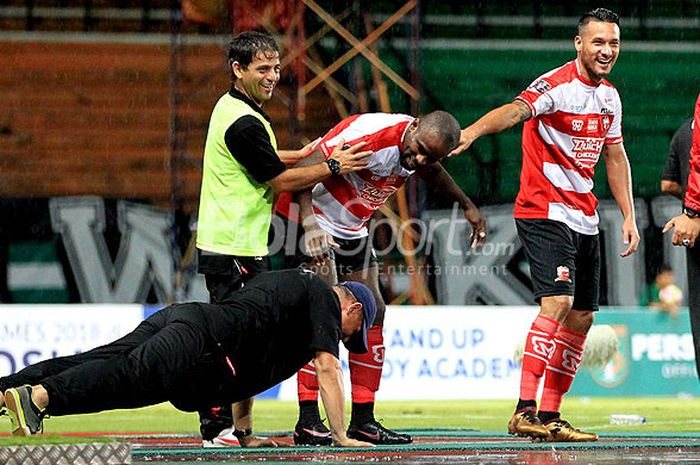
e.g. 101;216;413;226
0;304;144;376
570;309;699;396
2;305;696;399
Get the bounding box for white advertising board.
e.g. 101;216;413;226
278;305;540;401
0;304;144;376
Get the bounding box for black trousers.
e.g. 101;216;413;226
687;246;700;381
197;253;270;439
0;304;232;416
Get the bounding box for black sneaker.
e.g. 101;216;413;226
4;386;44;436
293;419;332;446
347;420;412;445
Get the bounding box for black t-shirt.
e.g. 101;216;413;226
662;118;693;193
204;268;342;401
224;87;286;184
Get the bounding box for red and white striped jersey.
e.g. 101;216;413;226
514;59;623;235
684;92;700;212
278;113;415;239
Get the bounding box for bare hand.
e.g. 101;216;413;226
449;128;475;157
620;216;640;257
464;208;487;248
240;435;279;448
303;220;338;266
301;137;321;156
332;437;374;447
329;138;372;175
663;214;700;248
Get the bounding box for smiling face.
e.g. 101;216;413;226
232;50;280;107
400;121;450;171
575;19;620;83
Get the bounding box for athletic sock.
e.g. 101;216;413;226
519;315;560;402
539;327;586;414
538;410;560;424
350;402;375;426
349;326;384;403
515;399;538;412
298;400;321;424
297;362;319;402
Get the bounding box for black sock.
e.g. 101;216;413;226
538;410;560;424
515;399;537;412
350;402;374;426
298;400;321;424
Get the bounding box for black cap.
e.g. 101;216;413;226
338;281;377;354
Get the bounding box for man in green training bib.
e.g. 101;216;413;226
195;30;371;447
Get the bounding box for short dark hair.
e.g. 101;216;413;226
577;8;620;34
420;111;461;152
227;30;279;72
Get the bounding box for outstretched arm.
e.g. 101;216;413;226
451;100;532;156
290;152;339;267
232;399;278;448
315;351;373;447
604;143;639;257
268;140;371;193
417;163;486;247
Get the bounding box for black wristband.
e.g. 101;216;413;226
683;205;700;219
233;428;253;440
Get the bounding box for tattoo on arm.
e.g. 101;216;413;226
513;100;532;122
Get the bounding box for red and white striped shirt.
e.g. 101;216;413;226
514;59;623;235
684;92;700;212
277;113;415;239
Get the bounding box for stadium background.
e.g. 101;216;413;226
0;0;699;400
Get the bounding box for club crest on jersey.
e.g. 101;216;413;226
555;265;572;283
602;116;610;131
529;79;552;94
572;119;584;132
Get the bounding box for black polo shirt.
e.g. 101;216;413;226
205;268;343;402
224;86;286;184
662;118;693;193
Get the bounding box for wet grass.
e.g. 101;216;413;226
0;396;698;446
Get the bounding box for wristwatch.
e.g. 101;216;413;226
325;158;341;178
233;428;253;440
683;205;700;219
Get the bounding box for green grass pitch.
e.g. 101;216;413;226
1;397;697;446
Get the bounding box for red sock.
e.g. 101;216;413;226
350;326;384;403
519;315;560;403
540;327;586;413
297;361;319;402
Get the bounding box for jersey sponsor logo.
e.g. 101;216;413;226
531;336;556;359
587;119;598;132
562;348;582;372
571;137;604;168
572;119;584;132
529;79;552;94
555;265;572;283
600;106;614;115
358;184;398;208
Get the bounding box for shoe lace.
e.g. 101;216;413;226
35;411;47;434
521;410;541;424
556;419;579;431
